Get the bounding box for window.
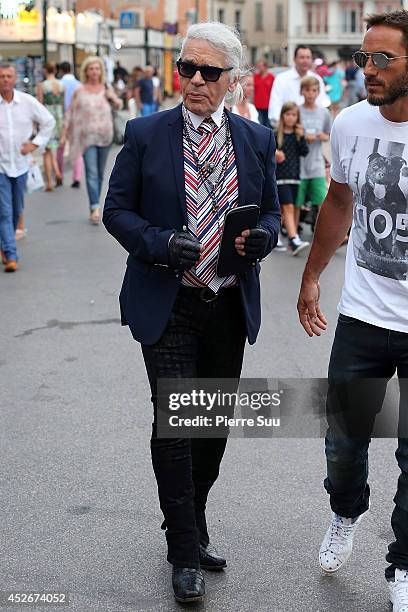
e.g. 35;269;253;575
276;3;283;32
340;2;364;33
255;2;263;32
272;51;282;64
235;9;241;32
218;8;225;23
305;2;328;34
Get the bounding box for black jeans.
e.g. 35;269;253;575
141;286;246;568
325;313;408;579
256;108;271;128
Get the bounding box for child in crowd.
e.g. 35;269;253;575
296;76;332;231
274;102;310;255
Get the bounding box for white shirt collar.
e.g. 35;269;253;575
0;89;21;104
185;99;225;130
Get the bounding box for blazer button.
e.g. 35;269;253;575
182;225;187;231
252;262;256;267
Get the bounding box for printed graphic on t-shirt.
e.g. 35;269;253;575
344;136;408;281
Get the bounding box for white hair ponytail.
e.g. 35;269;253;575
227;80;244;105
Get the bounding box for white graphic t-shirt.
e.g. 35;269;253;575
331;100;408;333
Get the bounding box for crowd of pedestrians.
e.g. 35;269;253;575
228;44;364;257
112;62;163;118
219;43;364;257
0;39;365;273
0;56;152;272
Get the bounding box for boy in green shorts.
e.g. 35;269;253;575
297;76;331;231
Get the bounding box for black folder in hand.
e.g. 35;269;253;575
216;204;260;277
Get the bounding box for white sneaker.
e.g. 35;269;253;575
288;236;310;256
319;512;363;573
274;236;287;252
90;208;101;225
389;569;408;611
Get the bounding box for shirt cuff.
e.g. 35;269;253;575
31;135;48;153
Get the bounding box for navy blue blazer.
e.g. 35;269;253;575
103;104;280;346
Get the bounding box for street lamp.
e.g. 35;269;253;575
42;0;48;62
72;3;77;77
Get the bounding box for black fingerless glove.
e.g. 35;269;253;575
244;227;269;260
168;231;201;270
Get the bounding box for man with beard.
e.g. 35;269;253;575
297;11;408;611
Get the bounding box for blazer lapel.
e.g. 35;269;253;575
168;105;188;224
226;109;246;207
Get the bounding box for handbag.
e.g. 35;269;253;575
26;159;45;193
111;108;127;145
105;86;126;145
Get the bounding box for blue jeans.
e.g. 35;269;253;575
82;145;111;211
325;313;408;579
0;172;27;261
141;103;156;117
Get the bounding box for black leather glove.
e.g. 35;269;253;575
168;231;201;270
243;227;269;260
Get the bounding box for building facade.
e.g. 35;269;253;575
208;0;288;67
78;0;208;35
208;0;245;33
76;0;209;81
288;0;404;62
243;0;288;66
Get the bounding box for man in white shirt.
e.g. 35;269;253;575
57;61;83;188
268;45;330;125
0;63;54;272
297;10;408;612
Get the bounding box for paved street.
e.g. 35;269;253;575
0;148;400;612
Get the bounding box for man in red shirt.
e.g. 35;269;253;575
253;59;275;127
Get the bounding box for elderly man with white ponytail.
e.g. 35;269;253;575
104;22;280;603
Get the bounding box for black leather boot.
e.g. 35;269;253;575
172;567;205;603
199;542;227;570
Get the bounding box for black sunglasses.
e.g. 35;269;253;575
176;60;233;82
352;50;408;69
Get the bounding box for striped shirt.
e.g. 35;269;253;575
182;104;239;292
